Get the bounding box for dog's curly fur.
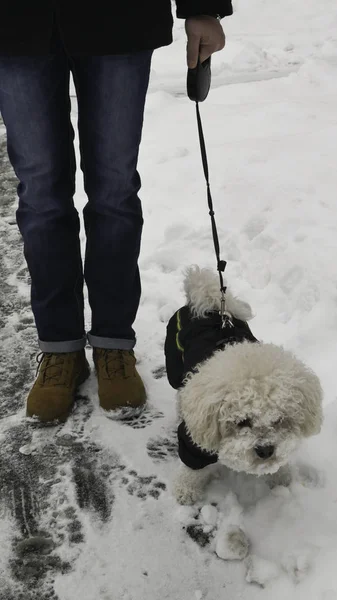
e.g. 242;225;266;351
183;266;254;322
173;267;323;505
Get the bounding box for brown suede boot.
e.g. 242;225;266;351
93;348;146;411
26;350;90;423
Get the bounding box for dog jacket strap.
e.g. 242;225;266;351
164;309;186;389
176;309;184;354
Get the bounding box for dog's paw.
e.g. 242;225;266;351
216;525;250;561
172;464;211;505
294;461;325;489
173;481;203;506
266;464;292;489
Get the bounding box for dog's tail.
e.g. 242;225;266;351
183;265;253;321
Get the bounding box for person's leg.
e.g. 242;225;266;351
0;49;89;422
70;50;152;349
69;50;152;411
0;52;85;351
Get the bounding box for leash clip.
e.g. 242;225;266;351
220;290;234;329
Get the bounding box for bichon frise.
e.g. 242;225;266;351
165;266;323;506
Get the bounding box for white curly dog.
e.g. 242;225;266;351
164;267;323;512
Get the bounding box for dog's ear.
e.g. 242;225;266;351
178;373;227;453
293;371;323;437
181;396;223;453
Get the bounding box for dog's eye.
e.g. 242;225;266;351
272;417;283;427
237;418;252;429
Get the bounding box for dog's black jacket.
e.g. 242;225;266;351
165;305;258;470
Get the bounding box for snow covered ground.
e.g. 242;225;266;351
1;0;337;598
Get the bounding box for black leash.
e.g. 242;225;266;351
195;101;227;296
195;101;233;326
187;58;232;326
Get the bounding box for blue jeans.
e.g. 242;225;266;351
0;46;152;352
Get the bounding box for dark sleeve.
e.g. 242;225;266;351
178;422;218;470
164;311;185;390
176;0;233;19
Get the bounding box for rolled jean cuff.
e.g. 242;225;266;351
38;336;87;353
87;333;136;350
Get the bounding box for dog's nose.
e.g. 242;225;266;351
254;445;275;460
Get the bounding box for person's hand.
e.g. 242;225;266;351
185;15;226;69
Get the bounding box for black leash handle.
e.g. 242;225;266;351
195;101;227;296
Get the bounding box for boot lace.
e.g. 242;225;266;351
36;352;69;385
101;349;134;379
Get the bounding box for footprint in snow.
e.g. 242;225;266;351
120;469;167;500
146;430;178;462
106;404;164;429
151;365;166;379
